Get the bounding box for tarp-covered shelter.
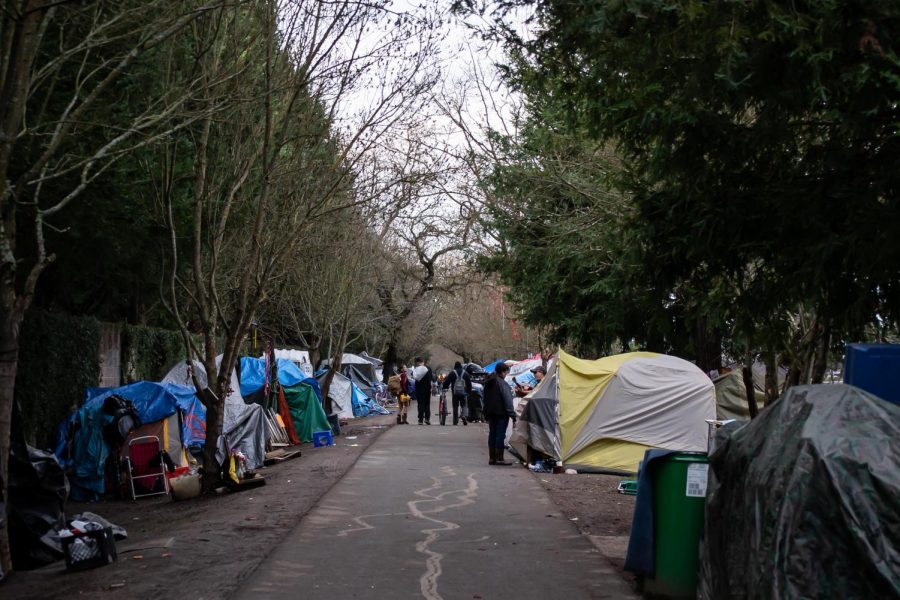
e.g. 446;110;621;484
240;357;329;443
483;359;508;374
268;348;314;378
162;357;267;470
319;353;379;398
56;381;206;500
509;359;561;461
700;384;900;598
712;370;765;420
316;370;382;419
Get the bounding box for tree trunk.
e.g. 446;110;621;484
383;338;399;384
764;345;779;405
693;317;722;375
199;387;223;493
743;344;758;419
811;324;831;384
308;335;321;375
0;305;25;574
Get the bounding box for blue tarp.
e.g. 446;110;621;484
484;360;509;374
240;357;322;398
350;384;389;417
57;381;207;501
624;449;679;576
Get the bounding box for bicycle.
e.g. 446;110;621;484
438;387;449;425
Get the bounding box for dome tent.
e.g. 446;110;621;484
558;351;716;473
518;351;716;474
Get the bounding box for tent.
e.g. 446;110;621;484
508;355;542;377
240;357;329;443
483;359;508;374
558;351;715;473
56;381;206;500
319;353;379;398
162;357;267;470
316;371;383;419
712;370;765;420
267;348;314;378
511;351;715;473
359;351;382;367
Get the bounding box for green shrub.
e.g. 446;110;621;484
15;310;102;448
122;324;186;383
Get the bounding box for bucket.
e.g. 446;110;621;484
169;473;201;500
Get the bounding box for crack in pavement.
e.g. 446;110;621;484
408;467;479;600
330;466;480;600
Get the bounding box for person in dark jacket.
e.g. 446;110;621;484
412;356;433;425
442;361;471;426
481;362;516;465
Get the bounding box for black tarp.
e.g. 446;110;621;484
700;384;900;599
8;440;69;569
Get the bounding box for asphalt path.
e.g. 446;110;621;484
233;394;637;600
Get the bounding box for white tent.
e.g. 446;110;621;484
162;356;267;469
267;348;314;378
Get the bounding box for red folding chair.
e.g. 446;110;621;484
125;436;169;499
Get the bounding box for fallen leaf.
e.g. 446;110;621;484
132;555;143;560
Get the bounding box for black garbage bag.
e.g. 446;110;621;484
699;384;900;599
8;440;69;570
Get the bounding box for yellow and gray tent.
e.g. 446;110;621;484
556;351;716;474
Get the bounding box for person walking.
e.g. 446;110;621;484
482;362;516;465
412;356;433;425
389;366;410;424
442;361;471;426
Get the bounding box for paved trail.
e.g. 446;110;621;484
233;396;637;600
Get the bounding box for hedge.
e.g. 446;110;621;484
15;310;102;448
122;324;186;383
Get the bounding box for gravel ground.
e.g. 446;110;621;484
533;470;637;588
3;415;396;600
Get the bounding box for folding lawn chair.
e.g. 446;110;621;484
125;435;169;499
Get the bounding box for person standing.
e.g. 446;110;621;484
412;356;433;425
442;361;471;426
482;362;516;465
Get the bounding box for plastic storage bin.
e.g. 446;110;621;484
62;526;117;571
312;430;334;447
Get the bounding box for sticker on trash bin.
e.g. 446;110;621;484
685;463;708;497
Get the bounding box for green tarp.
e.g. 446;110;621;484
282;383;330;443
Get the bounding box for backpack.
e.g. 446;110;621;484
387;374;402;394
452;369;467;396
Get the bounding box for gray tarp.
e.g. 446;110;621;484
700;384;900;599
162;358;267;470
508;361;561;460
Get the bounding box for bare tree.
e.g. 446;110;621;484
158;0;440;490
0;0;223;572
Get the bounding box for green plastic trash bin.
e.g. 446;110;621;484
644;452;708;599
